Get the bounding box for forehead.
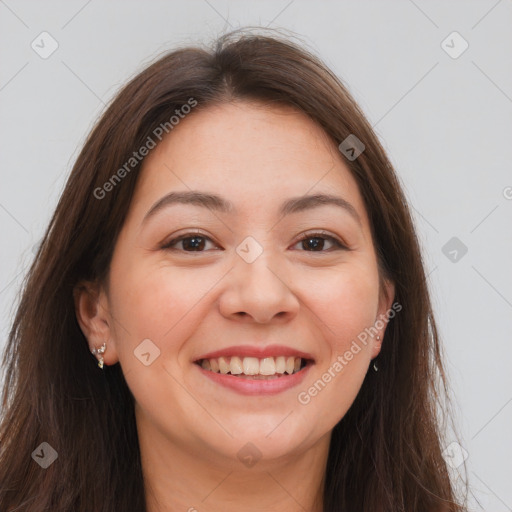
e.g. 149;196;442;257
146;101;335;168
130;101;369;225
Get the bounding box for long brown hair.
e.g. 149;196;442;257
0;28;465;511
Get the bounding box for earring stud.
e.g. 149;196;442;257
91;342;107;369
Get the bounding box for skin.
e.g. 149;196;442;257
75;101;394;512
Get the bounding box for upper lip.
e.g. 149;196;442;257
194;344;315;362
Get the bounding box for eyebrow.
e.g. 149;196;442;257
142;190;362;226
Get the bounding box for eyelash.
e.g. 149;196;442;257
160;230;348;253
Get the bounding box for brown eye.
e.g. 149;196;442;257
292;233;347;252
161;231;347;253
162;234;217;252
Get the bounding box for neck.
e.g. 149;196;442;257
138;414;330;512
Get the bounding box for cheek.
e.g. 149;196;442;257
309;261;380;351
296;263;379;424
107;256;219;365
107;261;218;428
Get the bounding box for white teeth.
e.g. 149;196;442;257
198;355;305;376
229;356;243;375
242;357;259;375
209;358;219;373
259;357;276;375
218;356;230;374
275;356;286;374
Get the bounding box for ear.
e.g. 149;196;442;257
370;277;396;359
73;280;119;367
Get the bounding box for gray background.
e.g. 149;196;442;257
1;1;511;509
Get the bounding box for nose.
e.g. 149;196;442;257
218;251;300;324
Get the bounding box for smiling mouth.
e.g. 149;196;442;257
194;355;310;379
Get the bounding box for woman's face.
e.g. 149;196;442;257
81;101;393;466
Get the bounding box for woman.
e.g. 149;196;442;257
0;29;465;511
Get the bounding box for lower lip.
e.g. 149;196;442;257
195;361;313;396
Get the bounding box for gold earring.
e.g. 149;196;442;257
91;342;107;369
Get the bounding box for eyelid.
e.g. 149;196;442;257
161;229;350;253
291;230;350;251
160;230;220;251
